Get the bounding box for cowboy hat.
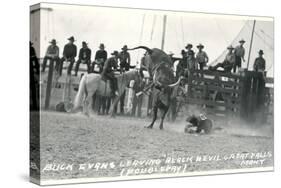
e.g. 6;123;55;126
121;45;128;50
227;45;234;50
111;51;119;56
197;43;204;48
185;43;193;49
258;50;264;54
99;43;105;48
82;41;88;45
67;36;75;41
49;39;57;44
239;39;246;43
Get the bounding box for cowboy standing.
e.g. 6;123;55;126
101;51;119;96
210;45;235;72
42;39;60;73
253;50;266;72
176;50;188;78
196;43;209;70
233;39;246;73
185;43;194;58
60;36;77;76
74;41;91;76
93;43;107;73
187;50;198;71
119;45;131;73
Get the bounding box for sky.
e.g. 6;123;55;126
30;3;274;76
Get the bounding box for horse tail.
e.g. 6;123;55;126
73;74;87;111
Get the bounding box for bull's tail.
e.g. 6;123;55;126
127;46;153;55
73;74;87;111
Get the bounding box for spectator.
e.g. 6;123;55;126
209;45;235;73
233;39;246;73
74;41;91;76
119;45;131;73
93;43;107;73
196;43;209;70
60;36;77;75
253;50;266;72
41;39;60;73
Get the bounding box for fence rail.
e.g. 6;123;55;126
186;69;273;122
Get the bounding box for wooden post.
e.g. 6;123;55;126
44;60;54;109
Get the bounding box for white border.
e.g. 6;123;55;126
38;167;273;185
39;2;273;22
1;0;279;188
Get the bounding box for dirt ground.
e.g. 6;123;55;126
38;111;273;181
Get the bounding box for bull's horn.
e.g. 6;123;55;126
168;77;182;87
127;46;153;55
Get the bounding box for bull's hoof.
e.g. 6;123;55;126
145;125;153;129
159;126;164;130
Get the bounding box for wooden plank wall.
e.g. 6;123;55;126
186;69;274;123
187;70;243;118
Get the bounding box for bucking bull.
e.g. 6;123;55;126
128;46;182;130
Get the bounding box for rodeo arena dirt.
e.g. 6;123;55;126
30;3;274;185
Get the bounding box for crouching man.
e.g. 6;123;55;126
209;45;235;73
184;114;213;134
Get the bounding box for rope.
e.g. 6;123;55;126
266;62;273;72
246;23;274;50
172;20;182;51
260;29;273;40
150;15;156;42
180;16;185;46
209;20;248;66
137;14;146;60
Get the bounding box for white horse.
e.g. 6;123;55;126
73;70;141;117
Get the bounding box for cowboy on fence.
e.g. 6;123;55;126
93;43;107;73
253;50;266;72
60;36;77;76
196;43;209;70
233;39;246;73
101;51;119;96
119;45;131;73
74;41;91;76
209;45;236;73
42;39;60;73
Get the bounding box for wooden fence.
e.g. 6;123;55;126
40;59;273;123
186;69;273;123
